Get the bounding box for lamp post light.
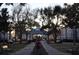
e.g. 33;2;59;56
26;28;31;42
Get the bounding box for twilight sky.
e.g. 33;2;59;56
0;0;76;15
0;0;79;9
0;0;79;27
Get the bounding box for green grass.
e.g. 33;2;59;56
10;43;26;51
49;42;79;54
0;42;27;55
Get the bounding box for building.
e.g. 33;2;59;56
48;27;79;41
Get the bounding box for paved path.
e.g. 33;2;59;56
31;41;48;55
41;40;69;55
11;42;35;55
11;40;69;55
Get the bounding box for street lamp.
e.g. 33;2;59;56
8;22;12;40
26;28;31;31
26;28;31;42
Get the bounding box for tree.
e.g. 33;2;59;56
62;3;79;52
0;8;9;32
65;3;79;28
40;7;54;29
0;8;9;42
52;5;62;42
39;6;62;43
0;3;3;6
5;3;13;5
12;3;29;42
61;3;69;40
11;3;40;42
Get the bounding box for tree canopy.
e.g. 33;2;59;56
0;8;9;32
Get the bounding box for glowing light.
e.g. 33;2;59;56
2;45;8;49
11;30;15;37
32;26;37;29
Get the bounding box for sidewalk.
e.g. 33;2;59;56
11;40;69;55
31;41;48;55
41;40;70;55
11;42;35;55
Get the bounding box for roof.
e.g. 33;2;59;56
30;29;48;35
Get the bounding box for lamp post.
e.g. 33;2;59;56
8;22;12;40
14;23;17;42
26;28;31;42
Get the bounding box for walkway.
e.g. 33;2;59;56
31;41;48;55
11;42;35;55
11;40;69;55
41;40;69;55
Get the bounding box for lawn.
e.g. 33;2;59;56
0;42;27;55
49;42;79;54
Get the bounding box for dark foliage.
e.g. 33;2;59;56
0;3;3;6
0;8;9;32
63;3;79;28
